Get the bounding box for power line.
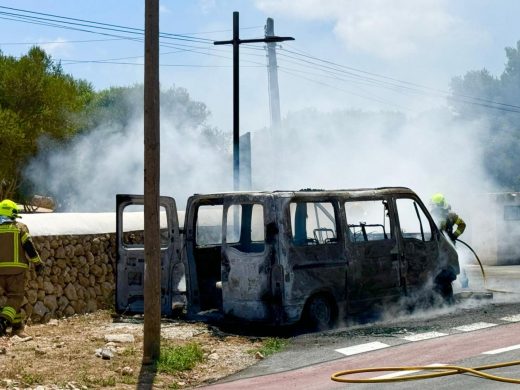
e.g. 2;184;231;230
278;67;413;111
0;6;262;43
61;60;263;68
281;44;520;112
3;5;519;114
0;38;127;45
0;6;211;43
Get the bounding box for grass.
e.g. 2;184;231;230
253;337;287;357
20;371;44;386
157;342;204;374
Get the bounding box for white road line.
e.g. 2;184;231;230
335;341;389;356
501;314;520;322
482;344;520;355
402;332;448;342
453;322;497;332
373;364;447;379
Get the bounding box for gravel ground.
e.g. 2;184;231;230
0;310;265;389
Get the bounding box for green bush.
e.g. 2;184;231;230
157;343;204;373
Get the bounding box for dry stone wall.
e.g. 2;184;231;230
0;233;117;324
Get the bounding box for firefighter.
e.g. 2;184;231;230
429;193;468;288
0;199;43;337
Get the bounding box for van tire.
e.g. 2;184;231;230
434;269;455;304
303;294;337;331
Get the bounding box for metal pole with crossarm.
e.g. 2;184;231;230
214;11;294;191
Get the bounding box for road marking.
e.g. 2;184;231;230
402;332;448;342
453;322;497;332
372;364;447;379
482;344;520;355
335;341;389;356
501;314;520;322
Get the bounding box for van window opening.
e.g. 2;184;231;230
395;198;433;241
195;205;224;246
291;201;338;245
122;204;170;247
345;200;392;242
226;203;265;253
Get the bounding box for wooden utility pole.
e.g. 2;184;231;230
143;0;161;364
214;12;294;191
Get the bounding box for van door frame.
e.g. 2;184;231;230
343;195;402;310
115;194;181;317
392;194;441;294
183;195;226;318
283;195;347;324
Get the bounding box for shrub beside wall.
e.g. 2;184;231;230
0;233;117;324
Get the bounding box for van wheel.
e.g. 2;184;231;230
434;269;455;305
434;281;454;304
304;295;337;331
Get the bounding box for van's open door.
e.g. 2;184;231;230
115;194;182;316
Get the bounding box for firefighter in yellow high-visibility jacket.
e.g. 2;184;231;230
0;199;43;337
430;193;469;288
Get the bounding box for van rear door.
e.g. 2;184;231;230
115;194;182;316
221;198;271;321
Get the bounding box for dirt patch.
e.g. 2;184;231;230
0;311;265;389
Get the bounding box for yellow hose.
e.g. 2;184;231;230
331;361;520;384
456;238;518;295
331;240;520;384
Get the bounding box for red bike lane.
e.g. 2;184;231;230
201;322;520;389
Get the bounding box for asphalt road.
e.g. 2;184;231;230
203;265;520;389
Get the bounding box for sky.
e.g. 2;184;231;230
2;0;520;228
1;0;520;132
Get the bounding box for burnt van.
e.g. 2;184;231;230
115;187;459;329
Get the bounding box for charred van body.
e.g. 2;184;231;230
115;187;459;329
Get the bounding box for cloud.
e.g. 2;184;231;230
197;0;217;14
159;4;171;14
38;38;72;57
255;0;484;59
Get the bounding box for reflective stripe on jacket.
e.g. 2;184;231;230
0;221;41;274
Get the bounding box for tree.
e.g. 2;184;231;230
25;84;229;211
450;40;520;190
83;84;226;148
0;47;94;199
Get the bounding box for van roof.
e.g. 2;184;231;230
189;186;416;199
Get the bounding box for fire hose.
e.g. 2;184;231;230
331;361;520;384
456;238;518;295
331;238;520;384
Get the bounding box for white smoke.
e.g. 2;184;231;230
251;108;493;202
26;102;493;214
25;108;231;211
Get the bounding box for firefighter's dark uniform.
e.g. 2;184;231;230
438;211;466;242
0;216;42;336
430;194;468;288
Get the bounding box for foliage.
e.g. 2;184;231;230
0;46;94;199
157;342;204;373
254;337;287;357
450;40;520;190
82;84;221;139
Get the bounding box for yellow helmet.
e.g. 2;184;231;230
0;199;20;219
430;193;448;208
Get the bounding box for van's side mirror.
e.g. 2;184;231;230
266;222;279;244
